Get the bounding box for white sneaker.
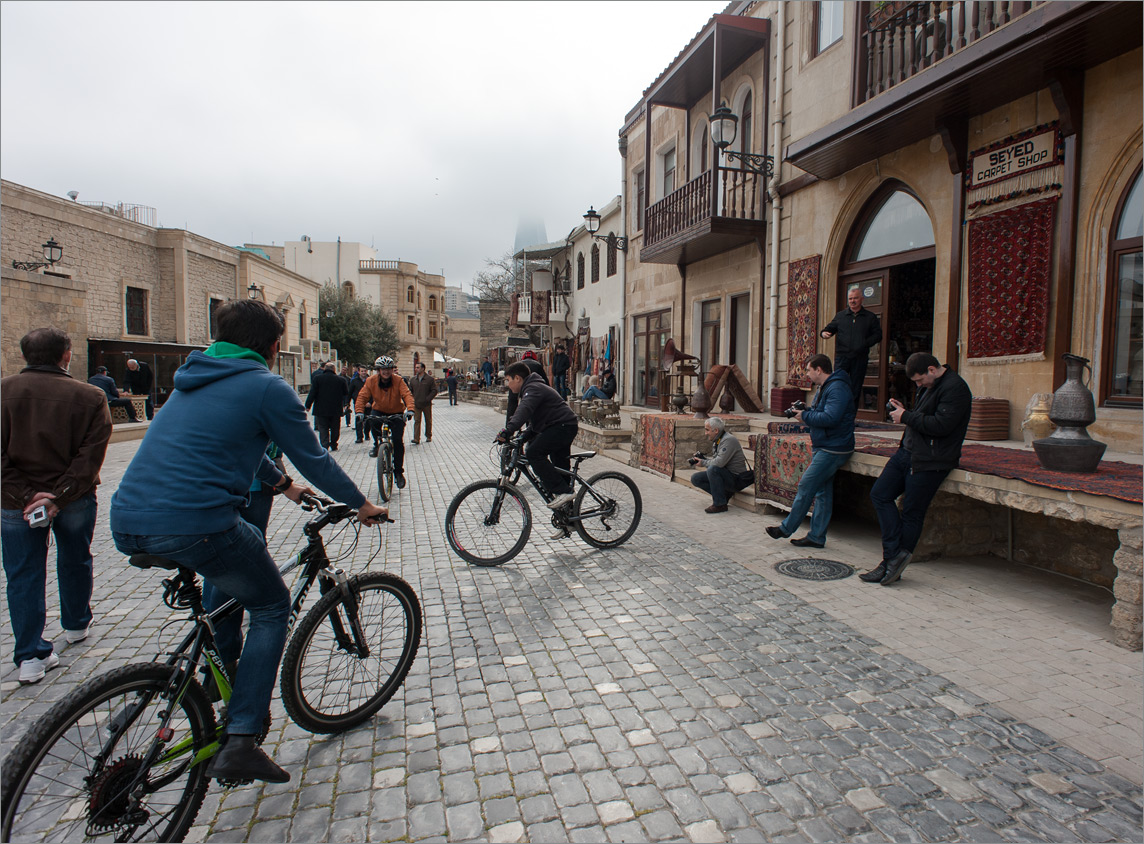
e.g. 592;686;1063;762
19;652;60;685
65;621;92;644
547;493;575;510
550;528;570;540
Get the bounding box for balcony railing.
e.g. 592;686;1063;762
644;166;766;253
862;1;1047;101
359;259;401;271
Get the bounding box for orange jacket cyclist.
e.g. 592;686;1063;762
355;356;415;488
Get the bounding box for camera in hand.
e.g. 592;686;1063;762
782;400;807;419
686;450;705;467
886;401;897;417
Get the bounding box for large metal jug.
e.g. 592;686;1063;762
1032;354;1106;472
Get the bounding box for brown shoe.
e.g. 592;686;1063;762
704;504;728;514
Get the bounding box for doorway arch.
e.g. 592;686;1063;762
838;181;937;420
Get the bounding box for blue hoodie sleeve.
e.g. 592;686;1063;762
260;379;367;508
800;379;849;429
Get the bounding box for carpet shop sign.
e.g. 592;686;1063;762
969;125;1060;190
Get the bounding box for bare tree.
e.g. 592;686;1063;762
471;252;521;303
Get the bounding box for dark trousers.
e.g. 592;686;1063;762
314;415;340;449
447;387;457;405
833;354;868;410
553;374;569;399
369;413;407;475
354;413;365;442
108;397;138;421
870;446;949;561
526;423;578;496
691;466;754;507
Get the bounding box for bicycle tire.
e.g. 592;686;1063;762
445;480;531;566
376;441;393;502
574;471;643;549
281;572;421;734
2;663;215;843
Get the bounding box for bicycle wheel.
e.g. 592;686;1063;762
2;663;215;843
376;441;393;502
574;471;642;549
445;480;532;566
281;572;422;734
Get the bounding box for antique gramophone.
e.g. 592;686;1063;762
661;339;711;417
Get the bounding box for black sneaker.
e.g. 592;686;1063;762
765;525;785;540
858;563;887;583
395;473;406;490
206;735;289;784
369;445;379;458
880;550;913;586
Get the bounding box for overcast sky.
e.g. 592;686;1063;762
1;1;727;292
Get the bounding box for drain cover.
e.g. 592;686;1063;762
774;558;854;581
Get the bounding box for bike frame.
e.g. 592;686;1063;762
498;438;616;526
367;412;405;451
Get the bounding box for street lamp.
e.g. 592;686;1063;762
709;102;774;177
583;207;628;251
247;283;264;301
12;237;64;271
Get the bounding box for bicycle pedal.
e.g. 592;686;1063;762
216;777;255;789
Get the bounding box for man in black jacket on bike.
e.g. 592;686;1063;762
862;353;972;586
498;362;578;518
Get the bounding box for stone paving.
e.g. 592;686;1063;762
1;403;1141;842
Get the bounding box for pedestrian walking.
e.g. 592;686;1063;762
349;365;368;442
2;327;113;684
446;369;458;406
552;344;571;399
408;362;437;443
305;361;348;450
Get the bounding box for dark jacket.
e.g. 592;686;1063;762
823;307;882;359
506;372;577;436
446;374;458;391
901;367;973;472
111;351;365;536
88;373;121;400
601;371;616;399
349;372;367;402
2;366;113;511
551;352;570;377
506;359;549;424
125;361;153;395
800;370;857;453
305;368;348;417
408;373;437;408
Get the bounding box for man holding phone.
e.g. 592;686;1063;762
1;327;113;685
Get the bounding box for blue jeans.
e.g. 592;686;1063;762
554;374;569;398
691;465;755;507
582;386;608;401
2;492;97;665
774;450;851;544
112;520;290;735
870;446;950;560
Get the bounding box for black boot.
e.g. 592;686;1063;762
858;563;887;583
880;550;913;586
206;734;290;783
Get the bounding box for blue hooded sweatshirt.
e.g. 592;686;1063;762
799;369;857;453
111;351;366;536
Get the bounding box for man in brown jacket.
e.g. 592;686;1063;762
354;355;415;488
407;362;437;444
2;327;113;684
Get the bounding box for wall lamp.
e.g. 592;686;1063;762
311;309;334;325
13;237;64;271
247;283;264;301
709;102;774;177
583;207;628;251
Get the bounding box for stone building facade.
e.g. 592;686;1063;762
2;180;320;395
358;260;446;373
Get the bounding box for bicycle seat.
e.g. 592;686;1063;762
570;449;596;460
129;554;183;571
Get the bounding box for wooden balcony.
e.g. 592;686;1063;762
788;1;1142;180
640;166;768;266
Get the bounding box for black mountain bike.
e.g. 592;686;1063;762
445;432;642;565
1;494;421;843
368;412;406;502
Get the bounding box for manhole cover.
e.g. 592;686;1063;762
774;558;855;581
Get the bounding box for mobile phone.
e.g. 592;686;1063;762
29;505;49;528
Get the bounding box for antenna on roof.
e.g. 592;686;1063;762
66;191;79;201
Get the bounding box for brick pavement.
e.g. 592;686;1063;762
1;402;1140;842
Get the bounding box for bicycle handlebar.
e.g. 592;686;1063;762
298;492;393;529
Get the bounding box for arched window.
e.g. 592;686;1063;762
740;92;752;156
850;190;935;262
607;234;618;277
1104;166;1143;405
406;285;414;304
342;281;355;299
577;253;585;289
428;294;437;311
591;244;600;283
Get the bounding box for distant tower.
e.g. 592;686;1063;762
514;214;547;252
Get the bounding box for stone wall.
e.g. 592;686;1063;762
186;251;238;345
1;267;90;377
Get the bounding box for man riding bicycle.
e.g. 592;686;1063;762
355;356;415;490
110;299;387;784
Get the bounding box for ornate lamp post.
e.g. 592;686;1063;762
12;237;64;272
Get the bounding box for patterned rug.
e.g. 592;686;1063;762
755;432;883;506
786;255;820;388
967;197;1056;363
638;414;676;477
856;442;1143;504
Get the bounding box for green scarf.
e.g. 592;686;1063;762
203;341;267;368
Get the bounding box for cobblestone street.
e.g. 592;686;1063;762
2;402;1141;843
